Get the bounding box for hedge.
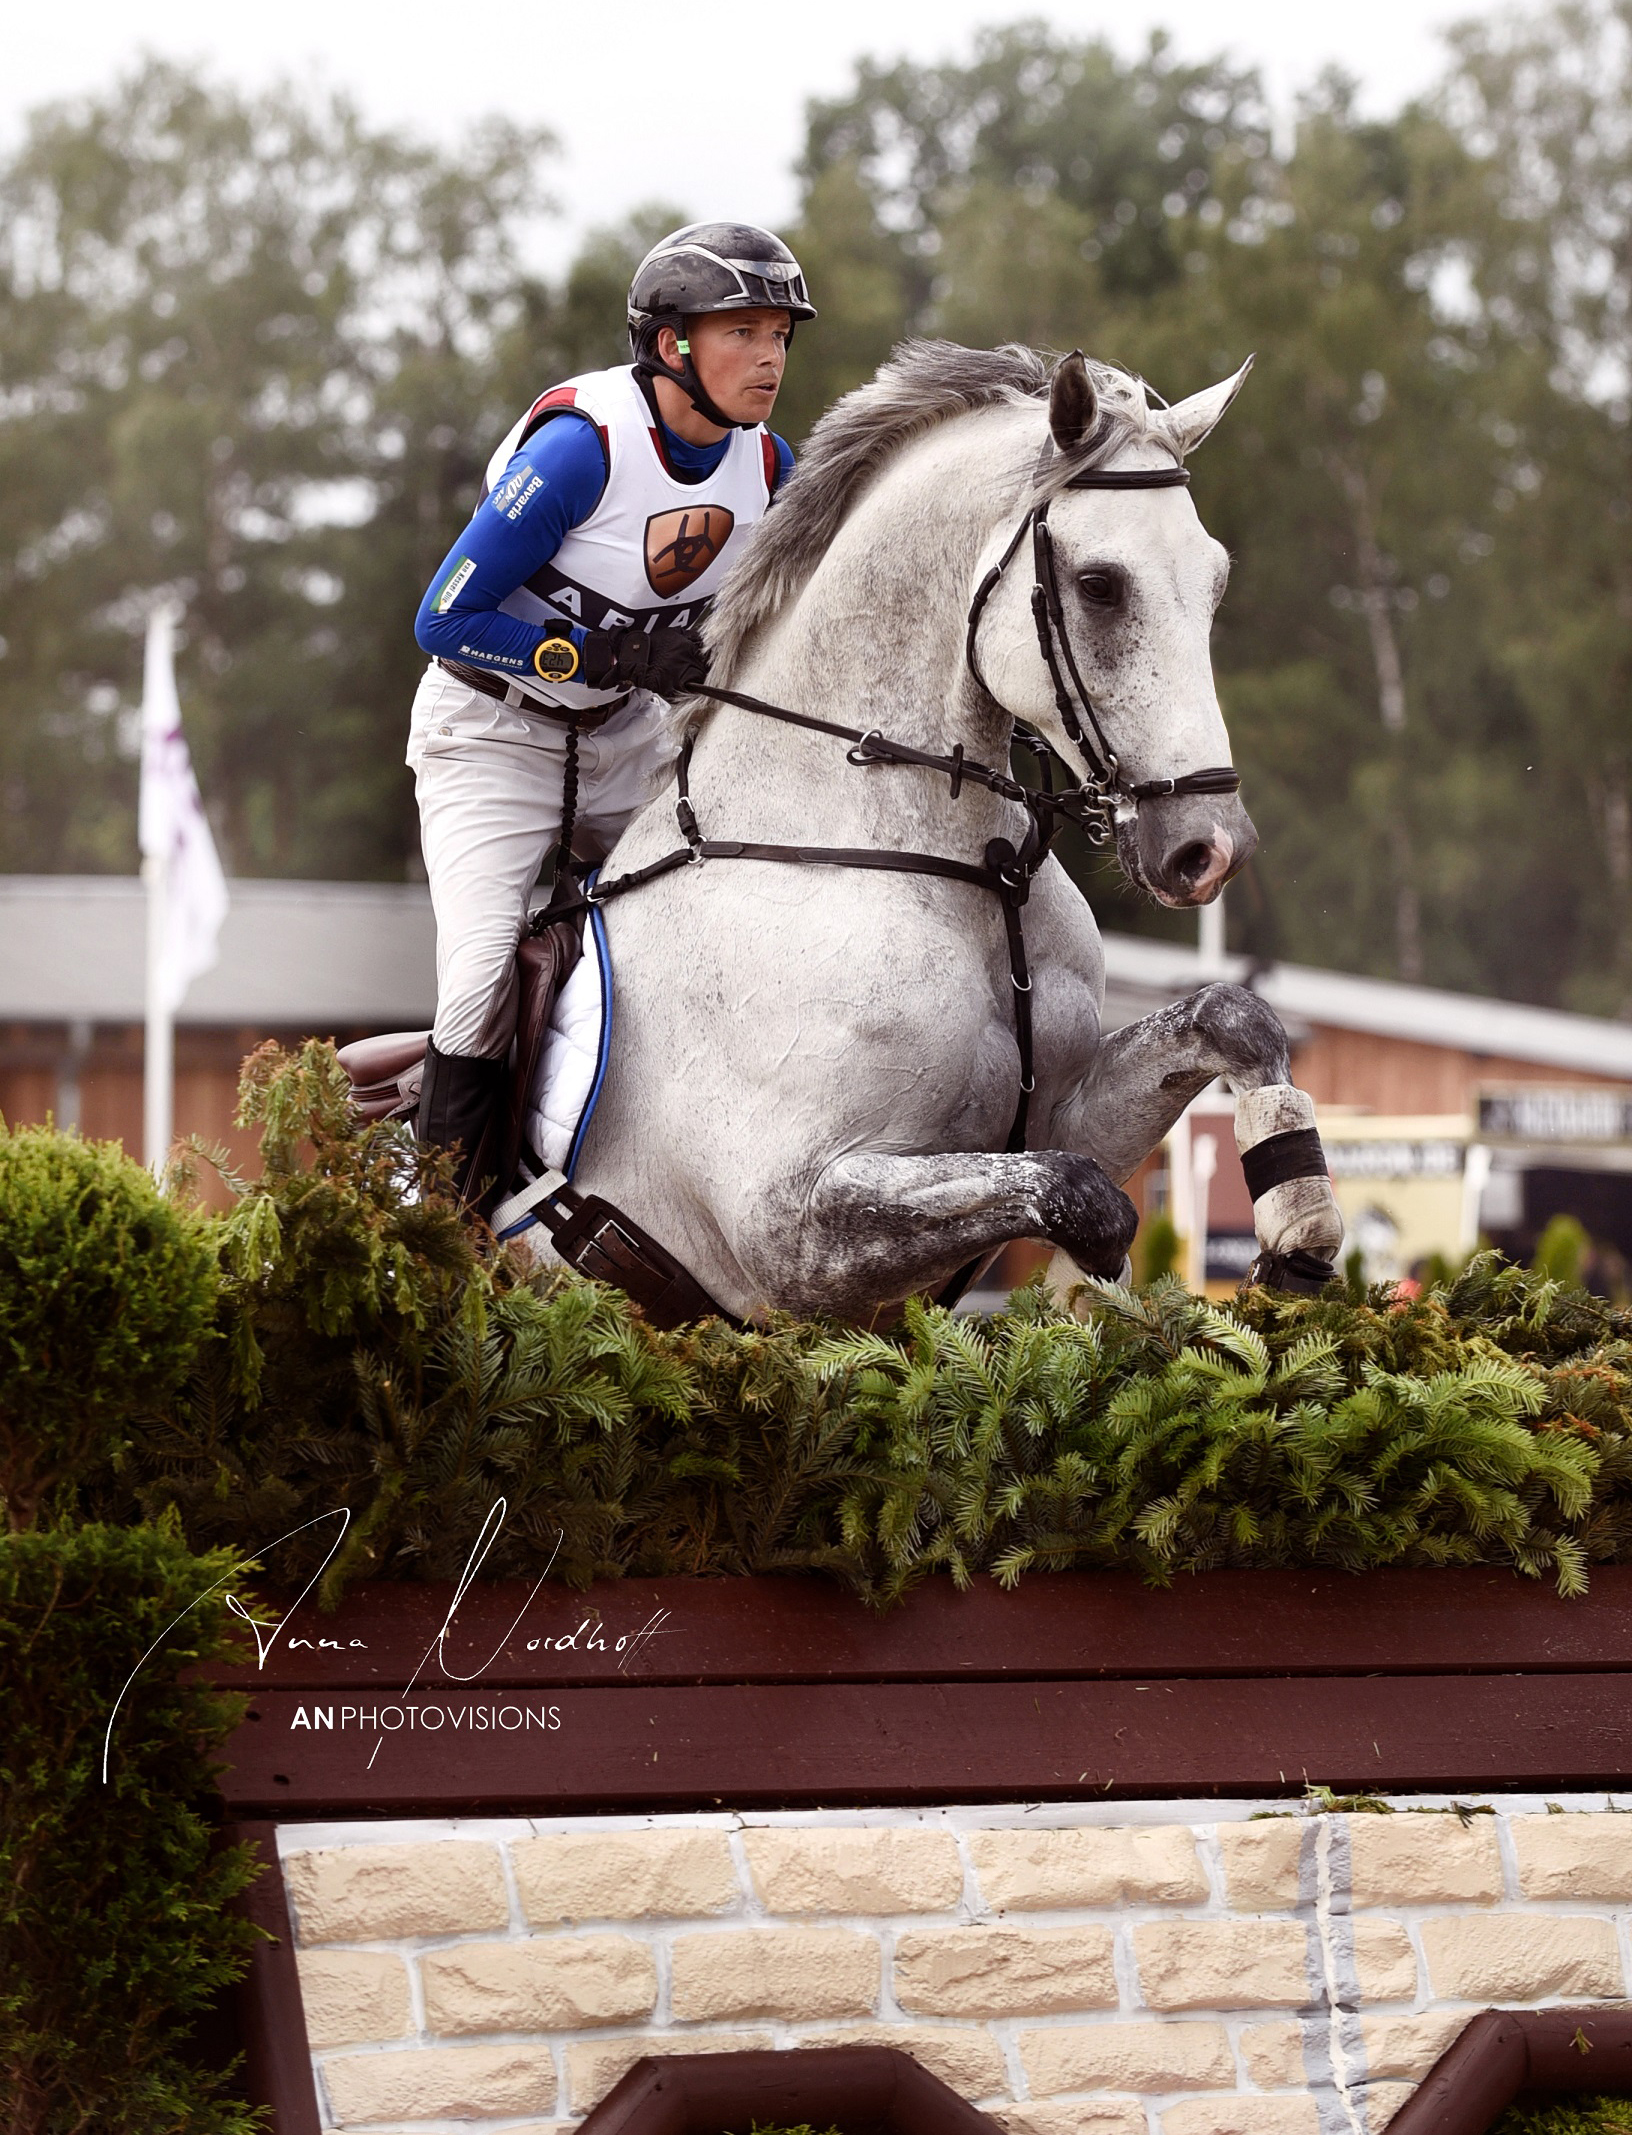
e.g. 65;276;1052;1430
0;1520;260;2135
0;1120;216;1532
62;1040;1632;1603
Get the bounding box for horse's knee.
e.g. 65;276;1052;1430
1187;983;1291;1085
1035;1153;1137;1278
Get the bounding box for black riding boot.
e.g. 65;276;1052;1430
416;1040;506;1210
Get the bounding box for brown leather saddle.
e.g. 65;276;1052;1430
337;899;723;1330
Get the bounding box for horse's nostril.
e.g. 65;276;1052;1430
1170;840;1215;886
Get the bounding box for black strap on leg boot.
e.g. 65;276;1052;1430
417;1040;507;1209
1245;1247;1337;1295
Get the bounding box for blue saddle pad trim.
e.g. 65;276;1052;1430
564;888;613;1180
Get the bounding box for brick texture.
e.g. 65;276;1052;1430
999;2104;1147;2135
1360;2011;1470;2080
277;1805;1632;2135
420;1934;655;2034
1162;2097;1321;2135
1347;1816;1503;1906
322;2043;556;2124
512;1828;737;1923
1239;2021;1305;2088
969;1826;1207;1910
1420;1914;1622;2001
1134;1920;1309;2010
295;1949;411;2048
1364;2080;1418;2129
564;2030;774;2113
800;2024;1007;2098
285;1841;507;1943
895;1925;1117;2018
744;1826;962;1913
669;1928;879;2020
1512;1813;1632;1901
1353;1919;1418;2002
1020;2020;1233;2094
1220;1822;1303;1911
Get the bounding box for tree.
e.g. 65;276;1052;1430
1431;1;1632;1014
0;62;554;879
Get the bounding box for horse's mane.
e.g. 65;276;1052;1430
707;338;1155;678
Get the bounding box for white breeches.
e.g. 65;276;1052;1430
408;663;680;1057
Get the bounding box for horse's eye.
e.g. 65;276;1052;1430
1078;569;1124;607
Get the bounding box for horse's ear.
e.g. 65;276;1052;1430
1152;356;1254;459
1048;351;1099;453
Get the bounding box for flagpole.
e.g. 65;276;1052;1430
142;838;173;1175
138;599;228;1178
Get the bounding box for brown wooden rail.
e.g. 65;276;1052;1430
196;1565;1632;1818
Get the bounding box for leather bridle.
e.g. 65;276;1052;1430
965;459;1240;844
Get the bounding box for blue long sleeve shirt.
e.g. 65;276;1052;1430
416;410;794;676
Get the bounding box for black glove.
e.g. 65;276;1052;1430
581;622;709;700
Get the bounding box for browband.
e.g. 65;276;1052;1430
1065;466;1191;490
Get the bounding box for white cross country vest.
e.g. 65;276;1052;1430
480;364;778;712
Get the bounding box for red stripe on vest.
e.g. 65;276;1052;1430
761;431;777;496
526;383;579;426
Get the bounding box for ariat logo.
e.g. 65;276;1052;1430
644;506;734;598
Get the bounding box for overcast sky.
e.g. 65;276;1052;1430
11;0;1476;244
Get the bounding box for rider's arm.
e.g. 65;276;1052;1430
414;413;609;676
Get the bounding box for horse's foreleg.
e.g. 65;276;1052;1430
1055;983;1344;1280
767;1150;1138;1321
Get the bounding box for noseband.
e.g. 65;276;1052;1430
965;461;1240;845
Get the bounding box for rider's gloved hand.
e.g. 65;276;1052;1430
581;622;709;700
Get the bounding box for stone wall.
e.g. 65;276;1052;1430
279;1793;1632;2135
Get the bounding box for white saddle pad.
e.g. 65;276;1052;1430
526;900;611;1176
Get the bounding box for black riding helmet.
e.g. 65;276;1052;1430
628;221;816;430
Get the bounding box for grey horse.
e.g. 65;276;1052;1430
522;342;1343;1323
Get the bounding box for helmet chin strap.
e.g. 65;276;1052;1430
633;325;754;433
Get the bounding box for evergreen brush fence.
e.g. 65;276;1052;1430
3;1038;1627;1601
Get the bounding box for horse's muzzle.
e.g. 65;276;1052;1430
1122;788;1258;908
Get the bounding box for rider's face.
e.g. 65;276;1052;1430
663;309;790;424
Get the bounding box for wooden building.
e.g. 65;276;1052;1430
0;876;434;1198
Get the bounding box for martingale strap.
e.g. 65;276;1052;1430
573;738;1041;1158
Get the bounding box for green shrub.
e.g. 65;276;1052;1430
1135;1209;1181;1285
0;1519;261;2134
41;1043;1632;1603
1534;1213;1591;1287
0;1121;217;1530
1492;2097;1632;2132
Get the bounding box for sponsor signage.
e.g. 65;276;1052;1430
1478;1089;1632;1144
1325;1139;1464;1179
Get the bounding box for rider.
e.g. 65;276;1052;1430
408;221;815;1198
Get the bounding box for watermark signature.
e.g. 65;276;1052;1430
101;1499;674;1780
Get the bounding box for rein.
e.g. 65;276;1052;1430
548;455;1245;1167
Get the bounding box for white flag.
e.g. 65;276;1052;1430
139;605;228;1012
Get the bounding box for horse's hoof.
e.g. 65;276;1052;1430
1244;1248;1335;1295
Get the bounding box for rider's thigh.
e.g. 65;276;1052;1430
414;693;565;1056
574;690;682;857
